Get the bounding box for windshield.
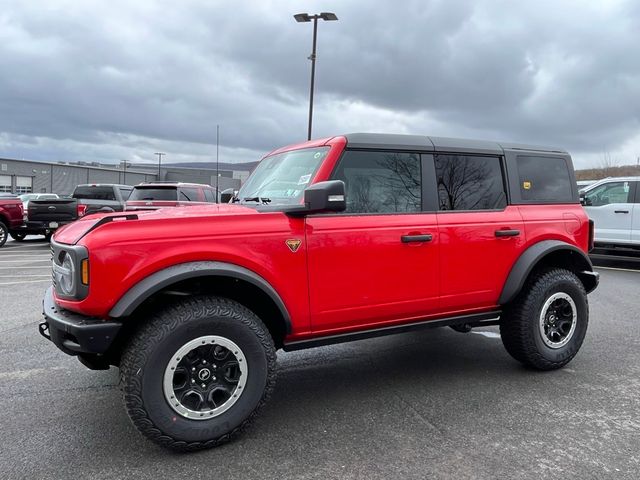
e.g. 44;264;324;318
237;147;329;205
129;187;178;201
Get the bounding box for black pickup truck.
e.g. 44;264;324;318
14;184;133;240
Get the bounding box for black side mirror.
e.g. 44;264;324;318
303;180;346;213
282;180;346;216
220;188;235;203
580;194;592;207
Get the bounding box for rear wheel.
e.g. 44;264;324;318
500;268;588;370
0;222;7;247
120;296;277;451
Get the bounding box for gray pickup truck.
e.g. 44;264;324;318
13;184;133;240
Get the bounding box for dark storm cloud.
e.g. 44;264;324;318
0;0;639;167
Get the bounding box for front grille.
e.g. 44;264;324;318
51;244;57;288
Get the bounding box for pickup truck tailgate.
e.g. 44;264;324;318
28;199;77;222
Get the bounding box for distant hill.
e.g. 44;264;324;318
576;164;640;180
163;161;258;171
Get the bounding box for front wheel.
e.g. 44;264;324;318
9;232;27;242
120;296;277;451
500;268;588;370
0;222;7;247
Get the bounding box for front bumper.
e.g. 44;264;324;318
40;286;122;357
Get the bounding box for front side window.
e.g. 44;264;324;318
584;181;632;206
237;147;329;205
331;150;421;214
517;156;573;202
435;154;506;211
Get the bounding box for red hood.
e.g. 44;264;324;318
53;204;259;245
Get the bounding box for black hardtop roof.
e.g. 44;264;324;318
343;133;567;155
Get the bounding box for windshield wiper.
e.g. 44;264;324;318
242;196;271;204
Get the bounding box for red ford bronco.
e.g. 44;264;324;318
40;133;599;451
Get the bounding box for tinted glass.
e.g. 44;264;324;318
129;187;177;201
517;156;573;202
332;150;421;214
180;188;200;201
584;181;632;206
435;155;506;210
72;186;116;201
204;189;215;202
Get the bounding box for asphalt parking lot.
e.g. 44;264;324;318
1;239;639;479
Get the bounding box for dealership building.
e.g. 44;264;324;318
0;158;251;195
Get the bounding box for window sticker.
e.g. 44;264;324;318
523;181;532;190
624;182;630;193
314;152;322;159
298;174;311;185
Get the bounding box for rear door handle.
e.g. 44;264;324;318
495;229;520;238
614;210;629;214
401;234;433;243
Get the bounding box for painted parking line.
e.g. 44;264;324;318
0;250;51;254
0;252;51;258
0;259;51;263
0;274;51;277
0;279;51;286
0;266;51;270
594;266;640;274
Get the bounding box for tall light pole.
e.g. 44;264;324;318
294;12;338;141
154;152;165;179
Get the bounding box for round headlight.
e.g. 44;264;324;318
59;253;75;296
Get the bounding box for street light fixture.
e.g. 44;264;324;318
154;152;165;178
294;12;338;141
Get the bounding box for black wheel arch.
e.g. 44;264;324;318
109;261;292;343
499;240;598;305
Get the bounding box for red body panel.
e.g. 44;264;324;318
52;138;593;344
0;198;24;229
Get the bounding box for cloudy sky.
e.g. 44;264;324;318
0;0;639;169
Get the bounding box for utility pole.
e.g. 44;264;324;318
154;152;165;180
294;12;338;140
216;125;220;203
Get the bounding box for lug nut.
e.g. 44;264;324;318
212;375;217;381
192;367;196;372
191;379;195;384
201;383;206;388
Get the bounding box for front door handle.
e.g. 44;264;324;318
495;229;520;238
401;234;433;243
614;210;629;214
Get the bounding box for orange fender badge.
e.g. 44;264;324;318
285;239;301;252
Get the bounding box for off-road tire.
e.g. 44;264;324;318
120;296;277;452
0;222;7;247
500;268;588;370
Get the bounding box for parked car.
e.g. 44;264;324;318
125;182;219;211
0;193;24;247
14;184;133;240
40;133;598;451
580;176;639;249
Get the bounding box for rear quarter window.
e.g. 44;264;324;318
517;156;574;203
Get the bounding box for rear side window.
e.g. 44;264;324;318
72;186;116;201
435;155;506;211
180;188;200;201
517;156;573;202
129;188;177;201
332;150;421;214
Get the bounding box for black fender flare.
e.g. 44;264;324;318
499;240;597;305
108;261;291;333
